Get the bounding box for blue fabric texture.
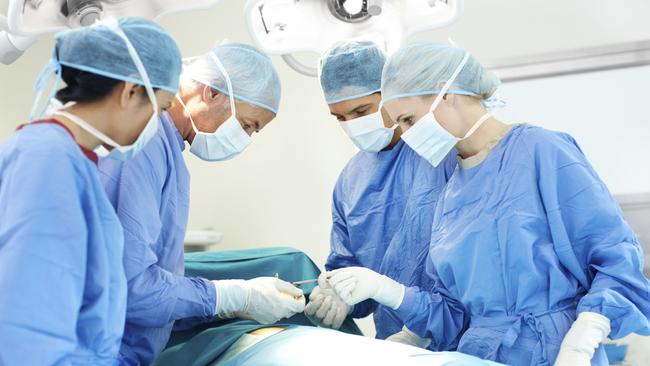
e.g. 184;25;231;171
327;140;456;346
183;43;281;114
319;40;386;104
395;125;649;365
0;123;126;365
99;113;216;366
381;41;500;103
54;18;182;94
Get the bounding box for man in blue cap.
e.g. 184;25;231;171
304;40;458;350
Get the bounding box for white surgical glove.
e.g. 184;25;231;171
386;326;432;349
327;267;405;309
304;273;351;329
212;277;305;324
554;312;611;366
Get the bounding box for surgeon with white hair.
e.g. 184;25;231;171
99;43;305;366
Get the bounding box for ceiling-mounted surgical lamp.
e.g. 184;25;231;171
0;14;39;64
1;0;225;65
245;0;464;76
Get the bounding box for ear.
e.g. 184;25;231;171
201;85;221;103
118;82;142;108
442;93;457;107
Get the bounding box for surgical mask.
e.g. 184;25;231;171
188;53;252;161
401;52;490;167
35;18;159;161
339;109;396;153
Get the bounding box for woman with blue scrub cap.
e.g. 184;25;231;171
99;42;303;366
326;41;650;366
305;40;457;350
0;17;182;365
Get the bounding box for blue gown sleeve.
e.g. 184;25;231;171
535;132;650;339
106;145;216;328
394;259;468;351
325;185;377;319
0;149;87;365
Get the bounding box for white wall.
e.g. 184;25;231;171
492;65;650;196
2;0;650;336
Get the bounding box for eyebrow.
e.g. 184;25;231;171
244;118;261;131
396;113;409;122
350;104;371;114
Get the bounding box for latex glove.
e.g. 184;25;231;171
304;273;351;329
327;267;405;309
386;326;432;349
554;312;611;366
212;277;305;324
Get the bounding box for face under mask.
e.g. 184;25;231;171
187;53;251;162
35;18;159;161
400;52;490;167
339;109;396;153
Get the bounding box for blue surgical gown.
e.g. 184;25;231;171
396;125;650;365
0;121;127;365
99;113;216;366
326;140;456;343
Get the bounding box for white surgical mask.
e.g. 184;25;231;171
43;18;159;161
189;53;251;162
339;109;396;153
401;52;490;167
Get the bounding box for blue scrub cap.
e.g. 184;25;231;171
381;41;500;103
183;43;282;114
53;17;182;94
319;40;386;105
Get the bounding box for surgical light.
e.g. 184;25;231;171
0;0;225;64
245;0;463;76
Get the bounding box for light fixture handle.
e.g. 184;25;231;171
282;54;318;77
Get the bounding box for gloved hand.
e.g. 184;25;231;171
326;267;405;309
304;273;351;329
212;277;305;324
554;312;611;366
386;326;432;349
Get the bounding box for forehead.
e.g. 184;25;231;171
236;101;276;123
383;96;425;118
328;93;381;115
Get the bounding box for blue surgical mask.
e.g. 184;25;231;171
401;52;490;167
46;18;159;161
339;110;396;153
188;52;252;162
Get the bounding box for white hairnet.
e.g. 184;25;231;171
183;43;281;114
381;41;500;103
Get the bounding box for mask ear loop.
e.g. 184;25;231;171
104;18;159;149
428;52;471;115
30;59;62;121
208;52;237;125
175;93;200;134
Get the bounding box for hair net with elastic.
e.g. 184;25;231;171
319;40;386;104
53;17;182;94
381;41;500;103
183;43;281;114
